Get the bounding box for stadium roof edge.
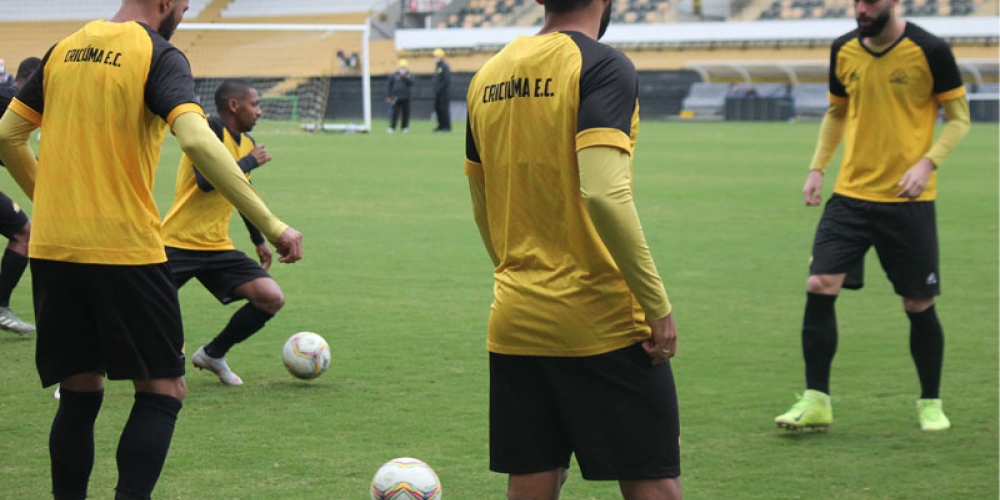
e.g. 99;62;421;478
395;17;1000;51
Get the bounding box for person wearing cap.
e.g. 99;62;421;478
432;48;451;132
386;59;413;134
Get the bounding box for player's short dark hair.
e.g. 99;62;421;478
214;79;255;114
15;57;41;83
544;0;596;13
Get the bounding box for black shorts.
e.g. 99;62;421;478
810;194;940;297
32;259;185;387
0;191;29;238
490;343;681;480
166;247;270;304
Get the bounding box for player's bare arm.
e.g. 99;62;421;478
803;169;824;206
256;242;273;270
642;313;678;365
250;144;271;166
896;158;936;199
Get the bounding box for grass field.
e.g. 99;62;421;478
0;120;996;500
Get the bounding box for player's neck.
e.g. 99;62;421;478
537;9;600;40
222;117;242;137
863;19;906;50
110;3;159;30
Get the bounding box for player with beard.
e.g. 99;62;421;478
774;0;969;432
0;1;303;498
465;0;682;498
162;79;285;387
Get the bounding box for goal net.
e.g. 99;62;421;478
174;22;372;133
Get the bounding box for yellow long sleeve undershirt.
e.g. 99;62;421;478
924;97;971;167
578;146;671;320
808;103;847;174
0;109;39;198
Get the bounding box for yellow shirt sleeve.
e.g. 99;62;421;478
808;102;847;174
578;146;671;320
924;97;971;168
468;175;500;267
0;108;39;199
172;112;288;242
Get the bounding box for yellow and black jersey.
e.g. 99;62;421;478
465;31;649;357
8;20;204;265
162;116;259;251
828;22;965;202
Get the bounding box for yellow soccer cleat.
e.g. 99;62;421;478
917;399;950;431
775;389;833;431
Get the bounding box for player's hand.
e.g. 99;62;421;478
803;169;824;206
251;145;271;166
255;242;273;271
642;312;677;366
897;158;935;199
274;227;303;264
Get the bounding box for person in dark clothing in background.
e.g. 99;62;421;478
386;59;412;134
432;48;451;132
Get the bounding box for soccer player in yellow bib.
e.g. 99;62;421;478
464;0;681;498
0;1;303;499
161;79;284;387
0;56;43;335
774;0;969;433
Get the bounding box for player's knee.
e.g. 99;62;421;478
903;297;934;313
135;376;186;401
251;290;284;315
807;274;842;295
8;222;30;252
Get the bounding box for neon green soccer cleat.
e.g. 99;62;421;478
917;399;950;431
775;389;833;431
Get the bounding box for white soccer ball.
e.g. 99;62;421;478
281;332;330;379
370;457;442;500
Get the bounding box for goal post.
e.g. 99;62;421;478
175;22;372;133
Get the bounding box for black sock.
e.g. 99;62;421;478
203;304;274;358
0;248;28;308
802;292;838;394
908;305;944;399
50;388;104;500
115;393;182;500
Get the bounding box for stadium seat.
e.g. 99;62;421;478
790;83;829;118
681;82;733;116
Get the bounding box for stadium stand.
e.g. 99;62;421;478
443;0;526;28
758;0;991;19
221;0;390;17
0;0;212;21
442;0;679;27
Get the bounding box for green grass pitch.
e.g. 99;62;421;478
0;119;996;499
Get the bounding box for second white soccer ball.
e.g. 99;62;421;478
281;332;331;379
370;457;442;500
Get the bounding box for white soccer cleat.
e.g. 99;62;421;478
0;306;36;334
192;346;243;386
